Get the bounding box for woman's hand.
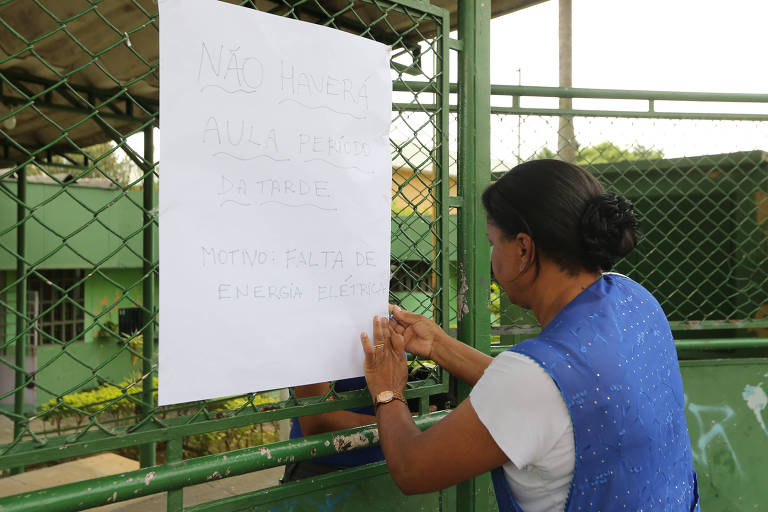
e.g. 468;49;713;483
360;316;408;400
389;305;446;361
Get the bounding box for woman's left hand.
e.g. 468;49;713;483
360;315;408;400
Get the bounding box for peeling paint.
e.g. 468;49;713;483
106;492;117;503
324;440;330;447
742;382;768;434
333;432;376;453
207;471;222;481
457;264;470;321
144;471;157;486
259;447;272;459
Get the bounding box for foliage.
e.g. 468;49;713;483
391;197;416;215
41;375;156;429
490;282;502;319
184;395;281;457
534;141;664;165
27;142;140;186
94;320;119;342
41;378;280;458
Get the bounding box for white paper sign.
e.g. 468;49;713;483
158;0;392;405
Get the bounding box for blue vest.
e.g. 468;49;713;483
491;274;699;511
289;377;384;466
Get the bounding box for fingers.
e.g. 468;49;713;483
390;321;405;335
392;307;422;326
390;326;405;353
360;331;374;361
373;315;391;347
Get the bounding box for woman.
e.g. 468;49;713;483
361;160;699;511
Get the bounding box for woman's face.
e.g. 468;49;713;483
486;220;525;300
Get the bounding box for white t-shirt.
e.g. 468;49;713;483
470;351;575;512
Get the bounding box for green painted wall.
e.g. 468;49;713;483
589;151;768;323
2;268;157;407
0;180;157;270
84;268;155;344
681;357;768;510
34;340;137;407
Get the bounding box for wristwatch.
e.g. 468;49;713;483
375;390;406;410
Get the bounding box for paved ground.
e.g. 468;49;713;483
0;452;285;511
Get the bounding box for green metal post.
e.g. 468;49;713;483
140;124;157;468
457;1;492;511
166;437;184;512
11;166;27;476
436;10;451;331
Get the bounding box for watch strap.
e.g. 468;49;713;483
375;390;407;409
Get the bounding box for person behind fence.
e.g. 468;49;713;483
360;159;700;511
281;379;384;482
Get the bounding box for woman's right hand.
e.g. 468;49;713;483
389;305;446;361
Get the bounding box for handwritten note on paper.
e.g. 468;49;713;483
158;0;392;406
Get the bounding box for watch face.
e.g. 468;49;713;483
377;390;394;402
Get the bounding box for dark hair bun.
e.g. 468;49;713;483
580;193;639;271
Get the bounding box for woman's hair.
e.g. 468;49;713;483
481;159;639;273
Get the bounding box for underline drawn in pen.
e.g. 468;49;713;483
213;151;290;162
278;98;366;120
220;199;252;207
200;84;260;94
304;158;372;174
219;199;337;212
260;201;338;211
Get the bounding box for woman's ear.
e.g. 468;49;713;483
516;233;535;272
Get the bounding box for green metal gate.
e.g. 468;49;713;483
0;1;481;510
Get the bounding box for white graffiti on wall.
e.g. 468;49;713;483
742;382;768;435
685;395;743;475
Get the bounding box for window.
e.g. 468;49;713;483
390;260;433;293
26;270;85;344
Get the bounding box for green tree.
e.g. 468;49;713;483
534;141;664;165
28;142;139;186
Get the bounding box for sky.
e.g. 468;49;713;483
490;0;768;93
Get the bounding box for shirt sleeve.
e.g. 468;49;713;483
470;351;572;470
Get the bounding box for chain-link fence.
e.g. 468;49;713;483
0;3;452;504
489;87;768;340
